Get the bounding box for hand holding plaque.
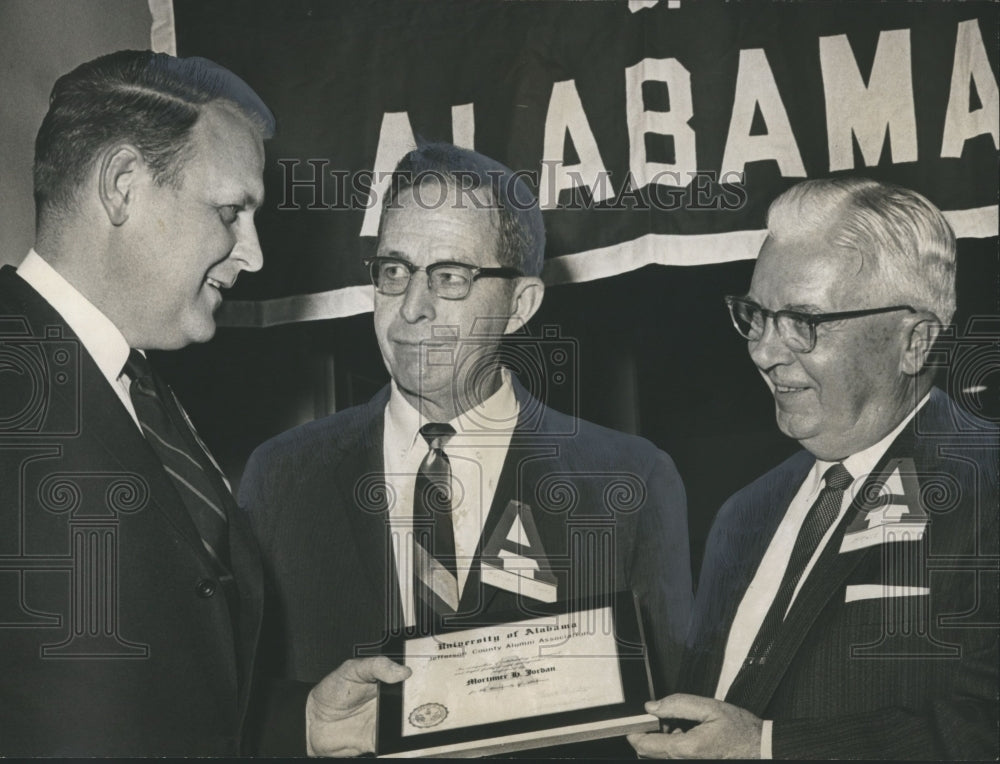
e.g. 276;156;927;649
307;656;411;757
377;594;658;757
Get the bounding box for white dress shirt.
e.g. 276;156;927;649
715;395;929;757
382;368;519;628
17;250;141;429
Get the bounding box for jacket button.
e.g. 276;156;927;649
196;579;217;598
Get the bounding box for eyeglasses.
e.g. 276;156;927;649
724;295;917;353
365;256;523;300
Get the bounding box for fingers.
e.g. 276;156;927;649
312;656;411;712
630;698;763;759
627;732;648;756
341;655;412;685
628;731;687;759
645;693;717;723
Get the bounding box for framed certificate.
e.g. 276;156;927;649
376;592;659;758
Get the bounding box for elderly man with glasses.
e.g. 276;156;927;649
629;178;999;760
240;143;692;756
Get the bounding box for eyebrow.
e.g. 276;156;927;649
779;303;829;315
745;296;827;314
375;251;479;267
782;303;825;314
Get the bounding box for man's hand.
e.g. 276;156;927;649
306;656;411;757
627;693;763;759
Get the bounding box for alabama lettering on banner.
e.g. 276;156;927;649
161;1;998;325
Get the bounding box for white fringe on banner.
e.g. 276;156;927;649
945;205;998;240
148;0;176;55
216;205;997;328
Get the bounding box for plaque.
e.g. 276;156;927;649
377;593;658;757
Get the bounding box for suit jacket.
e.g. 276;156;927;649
240;378;693;753
683;388;999;759
0;265;263;756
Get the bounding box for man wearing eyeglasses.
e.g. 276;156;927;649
629;178;998;759
240;143;692;756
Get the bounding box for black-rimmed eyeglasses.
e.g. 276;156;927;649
724;295;917;354
365;256;523;300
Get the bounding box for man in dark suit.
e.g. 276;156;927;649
0;49;401;757
629;178;999;759
240;143;693;756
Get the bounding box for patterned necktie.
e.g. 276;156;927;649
124;350;232;576
727;462;853;707
412;422;458;631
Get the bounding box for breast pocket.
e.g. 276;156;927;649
844;584;930;603
841;584;931;630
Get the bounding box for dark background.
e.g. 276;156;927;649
157;0;1000;578
157;239;999;577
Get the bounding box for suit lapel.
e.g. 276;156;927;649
686;455;812;697
339;389;405;631
457;379;561;617
456;436;522;615
0;267;209;554
732;422;922;714
1;266;247;708
230;504;263;720
78;361;209;551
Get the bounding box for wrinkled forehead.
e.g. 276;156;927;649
378;180;501;263
391;177;498;217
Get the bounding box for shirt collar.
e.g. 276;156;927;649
385;367;519;457
17;249;132;384
811;392;932;488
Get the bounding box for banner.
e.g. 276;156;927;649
172;0;999;326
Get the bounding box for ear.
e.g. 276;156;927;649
900;314;942;376
504;277;545;334
98;145;142;226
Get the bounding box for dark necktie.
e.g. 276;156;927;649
727;462;853;707
124;350;232;576
412;422;458;631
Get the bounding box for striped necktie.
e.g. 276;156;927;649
412;422;458;632
727;462;853;708
124;350;232;576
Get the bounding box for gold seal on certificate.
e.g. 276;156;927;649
408;702;448;729
377;593;658;758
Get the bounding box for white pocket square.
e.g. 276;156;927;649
844;584;930;603
839;522;926;553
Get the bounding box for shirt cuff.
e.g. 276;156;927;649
760;719;773;759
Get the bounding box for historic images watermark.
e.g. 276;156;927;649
276;160;748;214
0;321;150;658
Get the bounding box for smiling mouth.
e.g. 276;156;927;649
773;383;809;394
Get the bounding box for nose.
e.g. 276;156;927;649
748;315;794;370
399;274;436;323
232;217;264;273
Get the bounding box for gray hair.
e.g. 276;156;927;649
766;178;956;324
380;142;545;277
